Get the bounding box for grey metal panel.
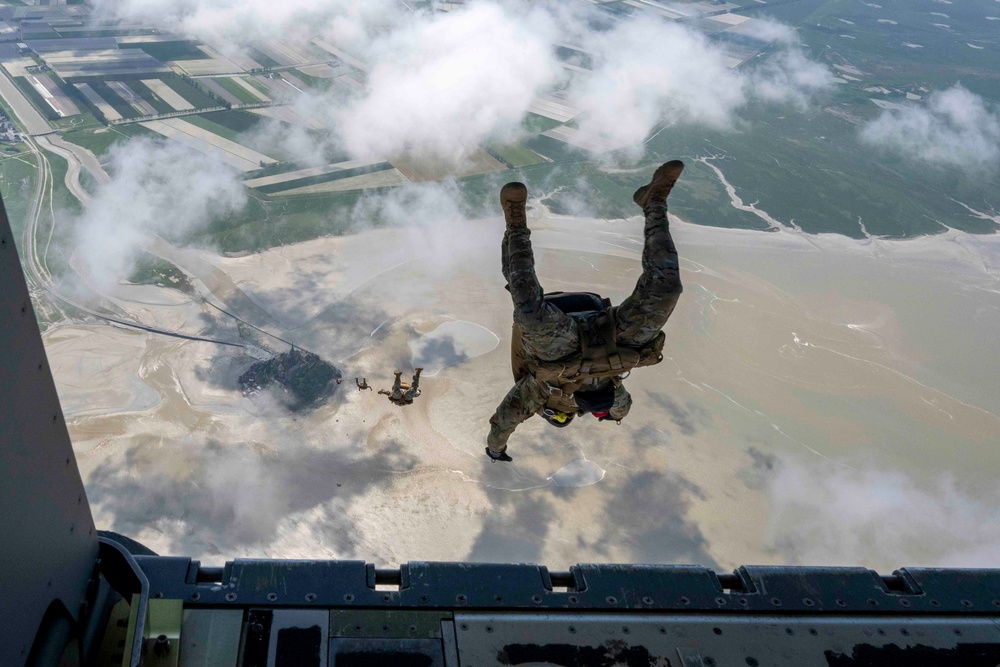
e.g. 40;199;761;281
0;193;98;661
452;613;1000;666
180;609;243;667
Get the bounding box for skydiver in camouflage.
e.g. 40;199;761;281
379;368;423;406
486;161;685;462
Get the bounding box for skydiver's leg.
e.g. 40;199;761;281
615;163;685;348
405;368;422;400
501;181;579;360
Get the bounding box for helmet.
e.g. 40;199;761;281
541;408;574;428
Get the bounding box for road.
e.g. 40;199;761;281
0;68;52;135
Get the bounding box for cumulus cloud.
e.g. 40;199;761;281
88;0;831;161
331;3;561;160
860;85;1000;174
761;455;1000;570
72;138;247;292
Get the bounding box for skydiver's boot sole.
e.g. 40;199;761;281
633;160;685;209
485;446;513;462
500;182;528;229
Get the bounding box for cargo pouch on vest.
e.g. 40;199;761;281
530;328;665;387
512;291;665;387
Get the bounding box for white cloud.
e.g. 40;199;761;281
567;19;746;146
72;138;247;292
331;3;561;161
87;0;832;160
763;456;1000;569
860;85;1000;173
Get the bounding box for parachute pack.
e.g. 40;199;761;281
511;291;665;396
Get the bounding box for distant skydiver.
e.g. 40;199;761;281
485;161;685;462
379;368;423;406
356;378;372;391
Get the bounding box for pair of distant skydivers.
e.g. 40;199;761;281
351;371;423;405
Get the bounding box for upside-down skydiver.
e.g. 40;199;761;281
486;161;685;462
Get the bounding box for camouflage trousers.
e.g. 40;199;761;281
501;203;682;359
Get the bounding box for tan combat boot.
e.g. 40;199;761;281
499;182;528;229
633;160;685;209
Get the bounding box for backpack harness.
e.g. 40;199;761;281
512;292;666;399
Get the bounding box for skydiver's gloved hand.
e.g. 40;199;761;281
485;447;513;463
593;410;616;422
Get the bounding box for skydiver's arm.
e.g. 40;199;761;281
487;375;548;454
607;383;632;422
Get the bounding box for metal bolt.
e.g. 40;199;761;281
190;592;200;601
605;596;618;605
153;635;170;657
305;593;316;602
225;593;237;602
343;594;354;602
531;594;543;604
266;593;277;602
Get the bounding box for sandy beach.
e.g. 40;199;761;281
46;205;1000;571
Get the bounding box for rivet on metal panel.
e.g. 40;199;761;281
568;595;578;604
930;599;941;607
679;596;690;605
485;626;494;634
531;595;543;604
622;627;631;635
266;593;277;601
642;596;653;605
809;628;818;636
658;627;666;635
605;596;617;605
305;593;316;602
961;599;973;608
382;593;392;603
876;629;885;636
770;598;782;607
739;597;749;606
190;593;200;601
494;595;503;602
835;598;846;607
899;598;911;607
785;628;794;635
568;626;576;634
954;629;963;636
225;593;237;602
803;598;814;606
153;592;163;599
419;595;428;603
715;597;726;606
713;627;722;635
901;629;910;636
456;594;467;604
343;594;354;602
866;598;879;607
460;624;468;631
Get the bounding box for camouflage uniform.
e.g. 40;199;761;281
379;369;422;406
487;201;682;453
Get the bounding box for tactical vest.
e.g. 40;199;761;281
511;292;665;399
